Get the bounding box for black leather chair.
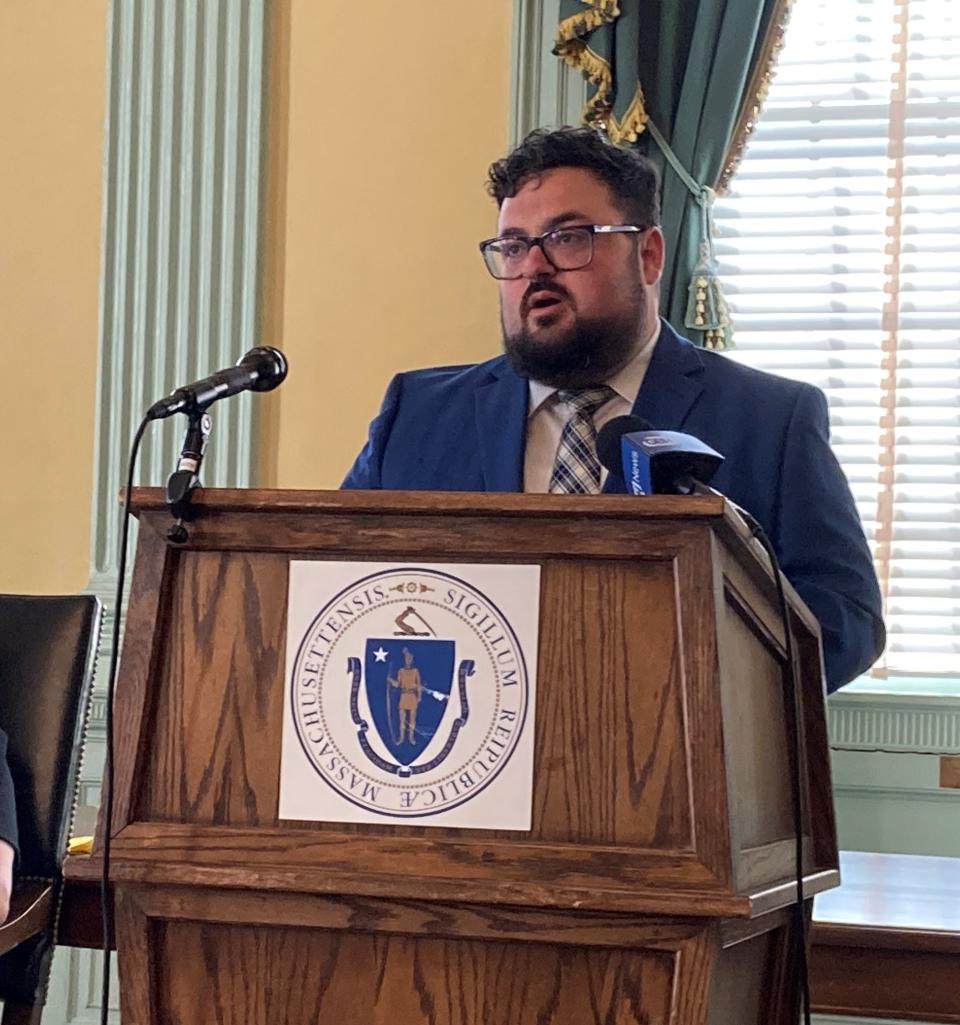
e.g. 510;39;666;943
0;594;102;1025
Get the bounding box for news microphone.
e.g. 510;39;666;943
146;345;288;420
598;415;765;539
597;415;724;495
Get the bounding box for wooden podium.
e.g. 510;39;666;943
100;487;838;1024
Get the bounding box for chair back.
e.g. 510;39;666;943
0;593;102;1013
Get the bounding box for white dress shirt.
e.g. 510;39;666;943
523;322;662;493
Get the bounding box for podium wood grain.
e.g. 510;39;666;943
96;488;836;1024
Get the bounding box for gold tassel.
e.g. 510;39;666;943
685;241;732;351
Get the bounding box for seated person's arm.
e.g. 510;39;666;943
0;840;13;924
0;731;17;924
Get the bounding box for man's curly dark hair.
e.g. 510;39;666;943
486;126;660;228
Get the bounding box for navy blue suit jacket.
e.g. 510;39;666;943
344;320;884;691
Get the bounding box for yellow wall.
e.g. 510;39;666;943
0;4;106;593
266;1;514;489
0;0;513;595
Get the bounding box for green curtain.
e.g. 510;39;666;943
555;0;789;348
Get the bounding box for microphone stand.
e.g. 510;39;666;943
165;408;212;543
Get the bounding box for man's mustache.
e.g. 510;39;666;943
521;282;572;317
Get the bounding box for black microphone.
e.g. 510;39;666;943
597;415;724;495
597;415;652;481
146;346;288;420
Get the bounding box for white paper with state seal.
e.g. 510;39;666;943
279;559;540;831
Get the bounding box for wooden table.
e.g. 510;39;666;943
810;850;960;1022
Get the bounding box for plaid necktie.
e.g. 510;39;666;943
549;386;615;494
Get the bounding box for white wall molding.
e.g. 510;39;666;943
829;692;960;754
90;0;267;601
833;783;960;804
86;696;107;739
510;0;586;144
813;1016;921;1025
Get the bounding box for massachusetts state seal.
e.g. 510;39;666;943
289;566;531;818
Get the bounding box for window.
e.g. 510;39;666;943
713;0;960;685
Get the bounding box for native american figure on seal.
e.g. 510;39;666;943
386;646;423;745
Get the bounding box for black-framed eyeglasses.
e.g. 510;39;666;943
478;224;647;279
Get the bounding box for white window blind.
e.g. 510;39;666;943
713;0;960;679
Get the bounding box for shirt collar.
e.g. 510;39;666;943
526;319;663;417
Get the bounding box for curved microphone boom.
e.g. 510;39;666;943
146;345;288;420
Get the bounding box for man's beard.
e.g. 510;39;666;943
502;287;646;389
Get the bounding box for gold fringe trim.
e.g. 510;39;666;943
555;9;612;44
553;0;620;124
606;84;648;144
717;0;796;193
553;38;614;122
553;42;647;143
552;2;646;143
555;0;621;45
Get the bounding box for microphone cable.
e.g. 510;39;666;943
99;413;150;1025
671;484;814;1023
596;415;812;1023
664;493;814;1023
749;524;813;1025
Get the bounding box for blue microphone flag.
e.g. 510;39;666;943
619;431;724;495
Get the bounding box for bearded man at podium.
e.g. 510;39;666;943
344;127;884;693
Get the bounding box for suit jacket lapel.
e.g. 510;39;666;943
472;326;704;494
602;321;706;494
474;359;527;492
632;320;705;430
